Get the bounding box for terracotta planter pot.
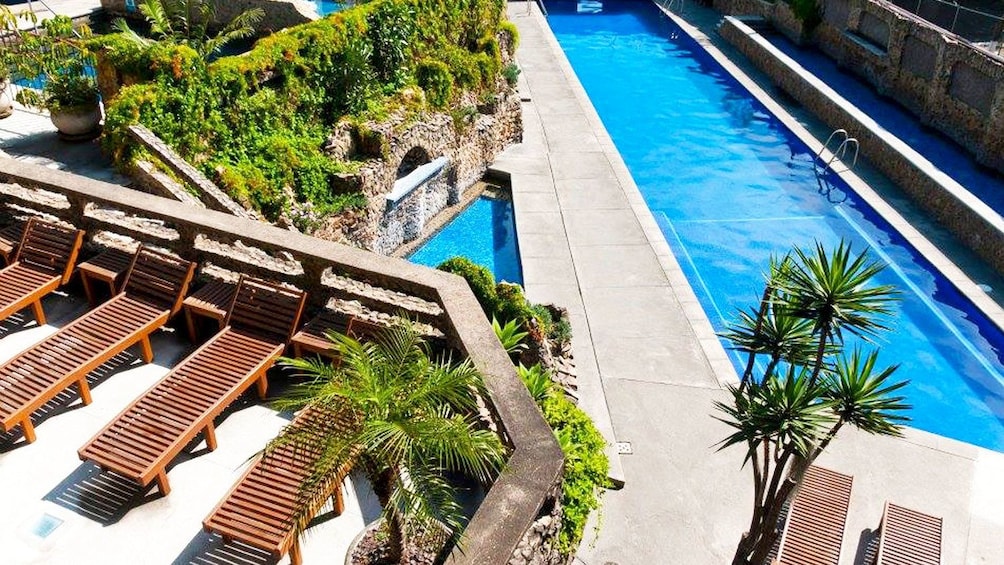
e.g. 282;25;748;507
49;103;102;141
0;81;12;119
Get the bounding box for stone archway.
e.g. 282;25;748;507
396;146;432;179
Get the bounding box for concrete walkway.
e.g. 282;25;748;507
495;2;1004;564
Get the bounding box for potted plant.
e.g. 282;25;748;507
0;8;101;139
0;72;12;119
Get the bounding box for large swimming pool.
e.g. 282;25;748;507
547;0;1004;450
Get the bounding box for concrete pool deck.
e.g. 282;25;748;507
0;294;380;564
496;1;1004;563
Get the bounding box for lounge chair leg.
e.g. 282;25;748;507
155;472;171;496
332;484;345;515
289;539;302;565
21;418;36;444
30;300;46;325
81;274;96;306
184;310;197;343
78;378;92;405
139;336;154;363
204;423;217;451
255;374;268;399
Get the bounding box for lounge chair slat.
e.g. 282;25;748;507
203;405;353;561
775;465;853;565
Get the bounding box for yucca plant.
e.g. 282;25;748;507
717;240;910;565
270;321;507;563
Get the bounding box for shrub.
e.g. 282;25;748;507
499;20;519;54
98;0;512;219
495;282;534;324
519;363;609;556
415;59;453;108
501;62;520;87
437;257;498;312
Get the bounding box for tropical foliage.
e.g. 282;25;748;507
716;241;910;565
439;257;572;349
518;363;609;555
0;10;99;112
111;0;264;58
271;321;506;562
93;0;517;221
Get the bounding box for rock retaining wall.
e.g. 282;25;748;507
714;0;1004;175
507;483;568;565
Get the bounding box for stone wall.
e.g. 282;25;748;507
322;82;523;255
507;483;568;565
719;16;1004;274
99;0;317;33
714;0;1004;174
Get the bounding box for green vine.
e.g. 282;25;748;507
96;0;511;221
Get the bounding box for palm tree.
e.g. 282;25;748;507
112;0;264;58
270;321;507;563
716;241;910;565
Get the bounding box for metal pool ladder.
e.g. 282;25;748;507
815;128;859;176
814;129;859;203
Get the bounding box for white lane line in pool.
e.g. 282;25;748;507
833;205;1004;385
677;215;826;224
655;211;749;373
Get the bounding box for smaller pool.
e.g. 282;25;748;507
408;196;524;285
313;0;350;16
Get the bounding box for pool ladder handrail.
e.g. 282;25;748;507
656;0;686;16
815;128;860;176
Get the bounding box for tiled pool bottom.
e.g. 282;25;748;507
408;196;524;286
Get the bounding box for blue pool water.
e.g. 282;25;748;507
409;196;524;286
314;0;349;15
547;0;1004;450
766;34;1004;216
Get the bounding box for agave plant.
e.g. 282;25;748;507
112;0;264;58
270;321;506;563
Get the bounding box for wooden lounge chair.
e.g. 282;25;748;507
873;502;942;565
0;221;25;266
774;465;854;565
203;405;355;565
0;246;195;444
0;218;84;325
289;311;387;359
78;276;307;496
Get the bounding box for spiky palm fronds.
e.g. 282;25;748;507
269;320;506;560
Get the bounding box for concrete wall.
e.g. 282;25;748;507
719;16;1004;274
715;0;1004;175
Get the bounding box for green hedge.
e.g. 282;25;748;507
95;0;513;221
542;391;609;554
518;364;609;556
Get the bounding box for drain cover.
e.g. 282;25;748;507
32;514;63;539
616;441;633;455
